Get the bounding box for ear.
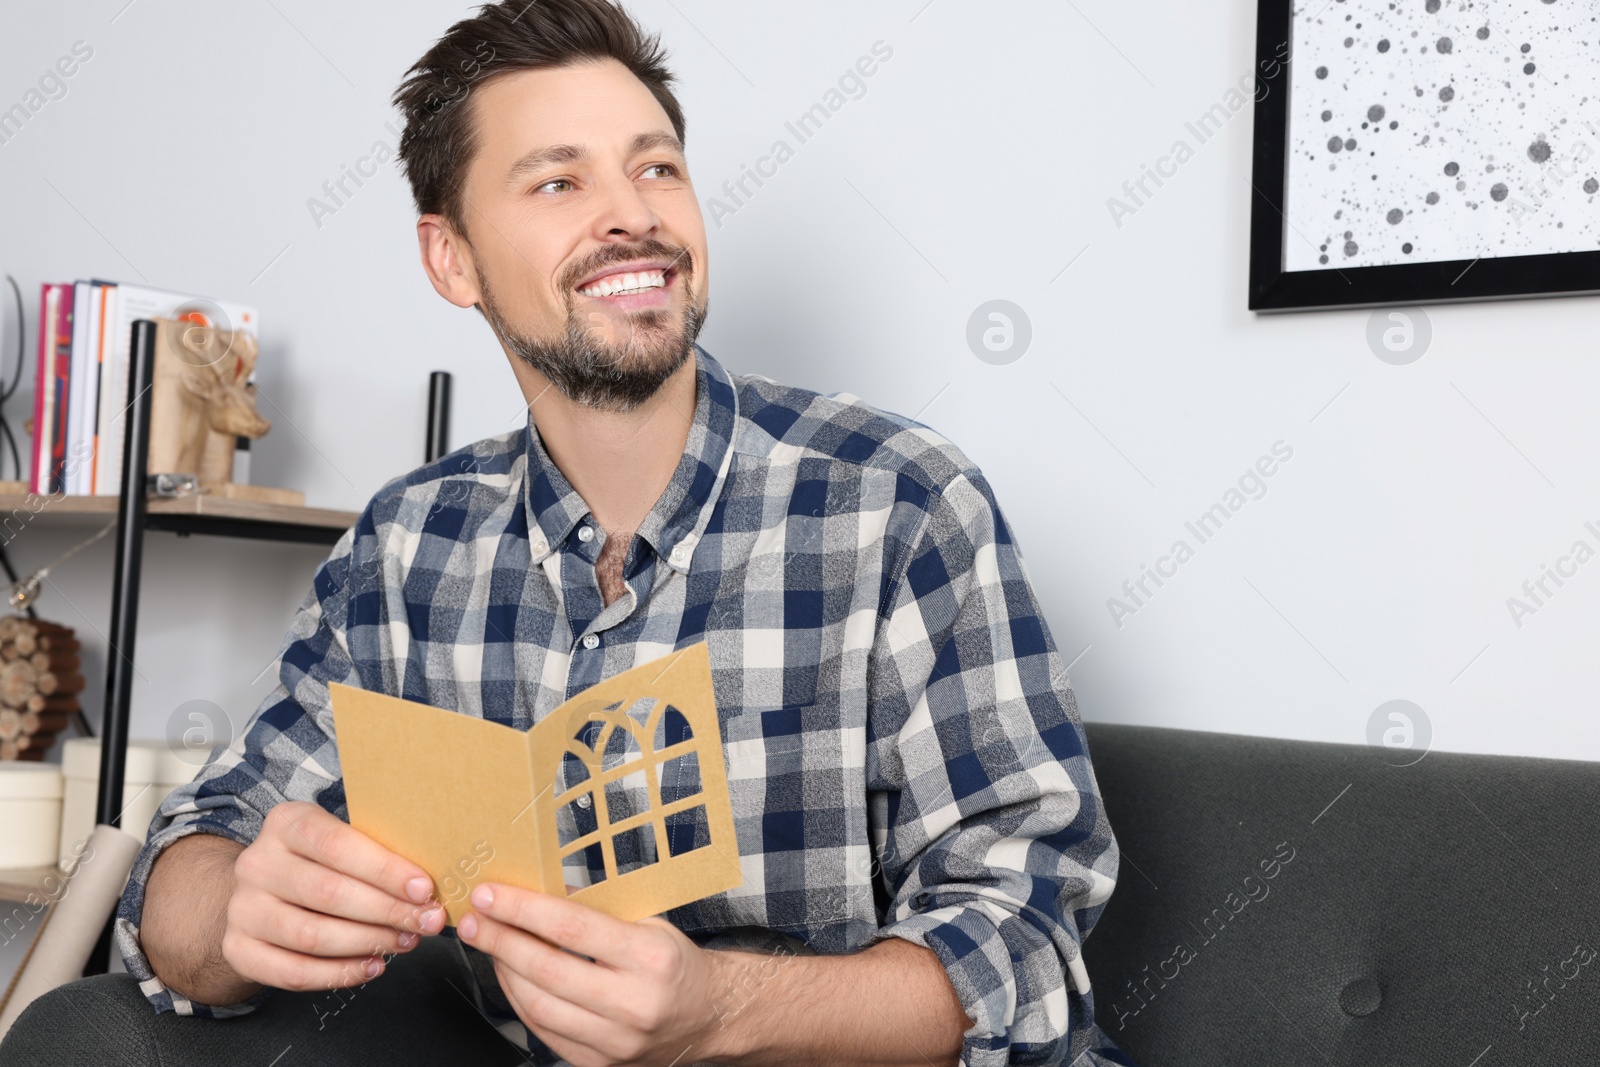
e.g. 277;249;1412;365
418;214;483;309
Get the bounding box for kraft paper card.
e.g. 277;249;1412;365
330;642;742;926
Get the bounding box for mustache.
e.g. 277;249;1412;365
559;240;694;295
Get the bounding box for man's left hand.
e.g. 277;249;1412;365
457;882;728;1066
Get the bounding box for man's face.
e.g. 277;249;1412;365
451;59;709;410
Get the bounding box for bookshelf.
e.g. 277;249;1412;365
2;319;358;960
0;488;353;901
0;487;357;544
0;866;60;906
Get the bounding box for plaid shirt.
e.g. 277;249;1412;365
116;347;1130;1067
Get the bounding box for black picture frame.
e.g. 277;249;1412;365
1248;0;1600;313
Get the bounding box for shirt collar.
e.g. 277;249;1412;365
522;345;738;573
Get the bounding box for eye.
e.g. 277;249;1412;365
535;178;574;194
640;163;680;180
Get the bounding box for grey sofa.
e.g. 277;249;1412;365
5;723;1596;1066
1081;722;1600;1065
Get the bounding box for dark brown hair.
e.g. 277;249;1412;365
392;0;686;240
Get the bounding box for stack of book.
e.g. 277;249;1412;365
29;282;258;496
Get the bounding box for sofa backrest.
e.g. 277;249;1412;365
1081;722;1600;1065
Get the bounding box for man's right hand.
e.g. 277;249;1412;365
143;801;446;1005
223;801;447;992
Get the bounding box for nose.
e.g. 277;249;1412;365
591;172;660;242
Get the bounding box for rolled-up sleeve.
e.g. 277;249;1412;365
114;520;368;1017
865;470;1120;1067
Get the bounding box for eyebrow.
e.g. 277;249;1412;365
506;131;685;185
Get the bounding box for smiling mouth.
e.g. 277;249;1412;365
576;267;675;299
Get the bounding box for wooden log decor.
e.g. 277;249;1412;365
30;651;82;674
0;617;86;760
0;661;37;704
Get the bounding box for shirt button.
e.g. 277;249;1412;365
577;525;595;543
532;539;547;554
581;633;600;650
576;794;591;809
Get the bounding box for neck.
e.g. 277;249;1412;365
512;354;698;538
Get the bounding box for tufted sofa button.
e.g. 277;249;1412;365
1338;976;1383;1017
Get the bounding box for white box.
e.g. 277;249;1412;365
58;739;199;870
0;762;64;868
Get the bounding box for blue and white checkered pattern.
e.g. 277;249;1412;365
115;347;1130;1066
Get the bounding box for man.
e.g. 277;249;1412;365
4;2;1128;1064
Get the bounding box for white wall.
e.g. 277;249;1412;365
1;0;1595;789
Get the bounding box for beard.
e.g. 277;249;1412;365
477;241;708;413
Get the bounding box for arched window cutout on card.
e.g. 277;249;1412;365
330;643;742;927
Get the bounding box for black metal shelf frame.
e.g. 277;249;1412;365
86;319;345;974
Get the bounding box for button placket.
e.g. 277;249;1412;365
669;534;698;568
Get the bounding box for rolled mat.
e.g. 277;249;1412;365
0;823;142;1039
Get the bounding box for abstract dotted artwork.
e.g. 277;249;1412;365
1250;0;1600;310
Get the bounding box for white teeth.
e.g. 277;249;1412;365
578;269;667;298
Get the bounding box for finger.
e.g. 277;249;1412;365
494;959;627;1062
233;890;423;959
241;847;446;936
457;909;613;1008
468;883;634;966
269;802;435;906
223;931;388;994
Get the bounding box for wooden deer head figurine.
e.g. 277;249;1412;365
150;313;271;486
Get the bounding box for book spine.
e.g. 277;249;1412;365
29;285;51;494
69;283;88;493
87;284;110;495
93;286;121;499
98;301;137;496
48;287;72;495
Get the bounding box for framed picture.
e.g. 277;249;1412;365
1249;0;1600;312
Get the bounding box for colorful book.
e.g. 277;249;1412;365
63;283;89;494
88;283;115;495
28;285;54;495
33;286;74;499
44;286;74;495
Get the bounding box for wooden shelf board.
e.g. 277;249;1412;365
0;864;65;905
0;493;357;532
